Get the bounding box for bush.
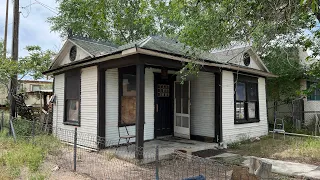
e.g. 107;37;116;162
12;118;43;137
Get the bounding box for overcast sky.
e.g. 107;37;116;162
0;0;62;57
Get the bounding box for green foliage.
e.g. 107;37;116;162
0;135;61;178
49;0;320;89
262;47;305;102
12;118;43;137
49;0;160;44
0;41;54;92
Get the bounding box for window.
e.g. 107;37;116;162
307;81;320;101
32;85;41;92
119;67;136;126
64;69;81;125
234;75;259;124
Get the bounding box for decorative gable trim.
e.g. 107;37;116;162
247;48;269;73
69;39;94;58
50;40;92;69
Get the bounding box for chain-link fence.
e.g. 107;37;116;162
0;112;288;179
0;116;231;179
50;127;231;180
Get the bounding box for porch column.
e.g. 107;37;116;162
135;63;145;159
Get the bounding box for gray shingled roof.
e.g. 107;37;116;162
70;36;258;69
69;37;118;57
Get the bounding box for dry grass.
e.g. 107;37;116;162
0;129;61;179
229;134;320;165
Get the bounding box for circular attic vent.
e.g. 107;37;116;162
69;45;77;61
243;52;250;66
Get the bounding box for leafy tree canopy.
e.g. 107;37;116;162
49;0;320;100
0;41;55;91
262;46;305;102
50;0;319;51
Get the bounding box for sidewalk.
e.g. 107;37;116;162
212;152;320;179
243;156;320;179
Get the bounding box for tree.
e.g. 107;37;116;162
0;41;55;107
262;46;305;103
49;0;320;84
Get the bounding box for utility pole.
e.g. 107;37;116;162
3;0;9;58
9;0;20;118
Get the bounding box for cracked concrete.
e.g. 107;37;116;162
242;156;320;179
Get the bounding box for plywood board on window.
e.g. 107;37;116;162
121;96;136;125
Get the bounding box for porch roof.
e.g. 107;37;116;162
43;36;277;77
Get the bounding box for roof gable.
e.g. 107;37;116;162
211;47;269;72
50;37;118;69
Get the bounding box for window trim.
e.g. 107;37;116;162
234;74;260;124
118;66;137;127
64;69;81;126
307;81;320;101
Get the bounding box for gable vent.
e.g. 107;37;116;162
243;52;250;66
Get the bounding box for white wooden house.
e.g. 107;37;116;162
44;36;276;157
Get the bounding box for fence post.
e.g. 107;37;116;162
32;119;35;145
73;127;77;171
0;111;3;131
155;145;159;180
9;117;16;142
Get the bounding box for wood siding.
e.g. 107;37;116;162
221;70;268;143
52;66;98;148
105;68;154;146
190;72;215;138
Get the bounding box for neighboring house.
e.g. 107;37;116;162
43;36;275;150
267;48;320;126
0;80;53;108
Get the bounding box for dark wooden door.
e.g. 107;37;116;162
154;73;175;138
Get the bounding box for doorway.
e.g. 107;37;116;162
154;73;175;138
174;81;191;139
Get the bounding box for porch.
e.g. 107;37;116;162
97;54;223;159
105;137;218;163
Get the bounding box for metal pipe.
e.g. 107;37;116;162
269;131;320;138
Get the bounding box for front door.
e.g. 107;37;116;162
174;81;191;139
154;73;175;138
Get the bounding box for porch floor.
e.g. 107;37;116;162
104;137;218;163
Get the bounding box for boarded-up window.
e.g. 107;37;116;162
64;69;81;125
119;67;136;126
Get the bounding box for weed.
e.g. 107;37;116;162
229;134;320;165
0;135;61;178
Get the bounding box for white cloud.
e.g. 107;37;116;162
0;0;62;57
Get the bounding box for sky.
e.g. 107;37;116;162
0;0;62;58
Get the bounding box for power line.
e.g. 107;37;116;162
19;0;58;17
34;0;58;14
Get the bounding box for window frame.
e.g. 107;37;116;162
31;84;41;92
118;66;137;127
234;74;260;124
307;81;320;101
64;69;81;126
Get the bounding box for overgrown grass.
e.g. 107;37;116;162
0;129;61;179
229;134;320;165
